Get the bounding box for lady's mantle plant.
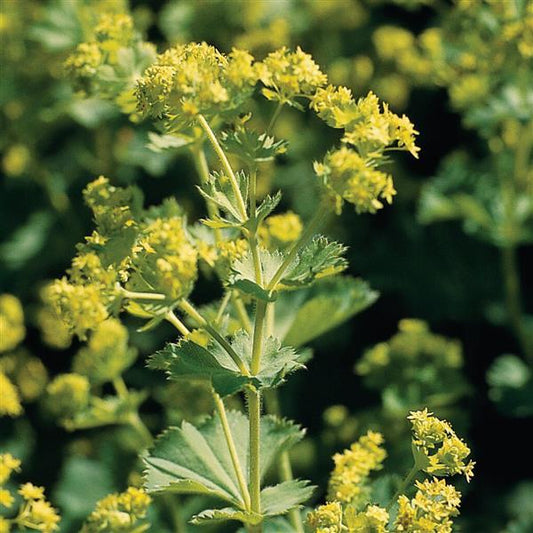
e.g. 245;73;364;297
49;27;429;530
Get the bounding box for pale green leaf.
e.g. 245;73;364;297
260;480;315;515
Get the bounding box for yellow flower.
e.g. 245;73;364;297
307;501;343;533
373;26;415;61
24;497;61;532
345;504;389;533
315;146;396;214
394;478;461;533
0;371;22;417
260;211;303;248
0;294;25;353
0;350;48;402
0;488;14;508
73;318;136;384
81;487;151;532
408;409;475;481
328;431;387;504
45;374;91;420
259;46;327;104
0;453;21;484
18;482;45;500
0;517;10;533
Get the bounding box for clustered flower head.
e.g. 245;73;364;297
328;431;387;505
0;455;60;533
136;42;259;123
81;487;151;532
47;177;198;338
45;373;91;420
259;211;303;248
355;319;466;401
73;318;137;385
394;478;461;533
307;501;343;533
0;349;48;403
408;409;475;481
0;370;23;417
344;504;389;533
259;46;328;105
312;90;418;214
0;294;25;353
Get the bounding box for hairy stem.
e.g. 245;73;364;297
248;387;262;519
213;392;252;510
197;114;248;220
165;310;191;336
233;292;253;334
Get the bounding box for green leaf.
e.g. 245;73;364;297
199;170;249;226
254;192;282;226
281;236;347;287
192;480;314;525
260;480;315;515
221;128;288;164
191;507;261;525
144;411;305;506
147;131;193;152
275;277;378;347
161;330;304;396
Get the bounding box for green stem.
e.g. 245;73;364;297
119;286;166;301
267;202;329;291
179;299;250;376
191;143;222;242
197;114;248;220
233;292;253;334
251;300;267;375
386;464;419;511
213;392;252;510
267;102;284;135
128;412;153;449
215;291;232;324
113;376;129;399
165;310;191;336
248;387;262;519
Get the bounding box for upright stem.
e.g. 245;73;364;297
251;301;267;375
267;202;329;291
213;392;252;510
165;310;190;336
233;292;252;334
197;114;248;220
267;102;284;135
386;464;419;511
247;387;262;518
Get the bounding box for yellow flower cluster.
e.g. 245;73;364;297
259;46;328;105
48;177;198;336
259;211;303;248
128;217;198;300
314;146;396;214
73;318;137;385
214;238;249;280
328;431;387;504
0;456;60;533
312;90;418;214
307;501;343;533
0;294;25;353
355;319;464;397
408;409;474;481
45;373;91;420
308;502;389;533
394;478;461;533
344;504;389;533
136;42;258;123
0;371;22;417
36;289;73;350
81;487;151;532
0;349;48;403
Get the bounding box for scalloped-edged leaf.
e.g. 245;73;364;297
144;411;305;507
192;480;314;525
221;128;288;164
260;480;315;515
281;236;348;287
191;507;262;525
161;330;304;396
199;170;249;225
275;277;379;347
255;192;282;226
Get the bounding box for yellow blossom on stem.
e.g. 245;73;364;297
45;374;91;420
328;430;387;505
0;453;21;484
0;371;22;417
307;501;343;533
0;294;25;353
